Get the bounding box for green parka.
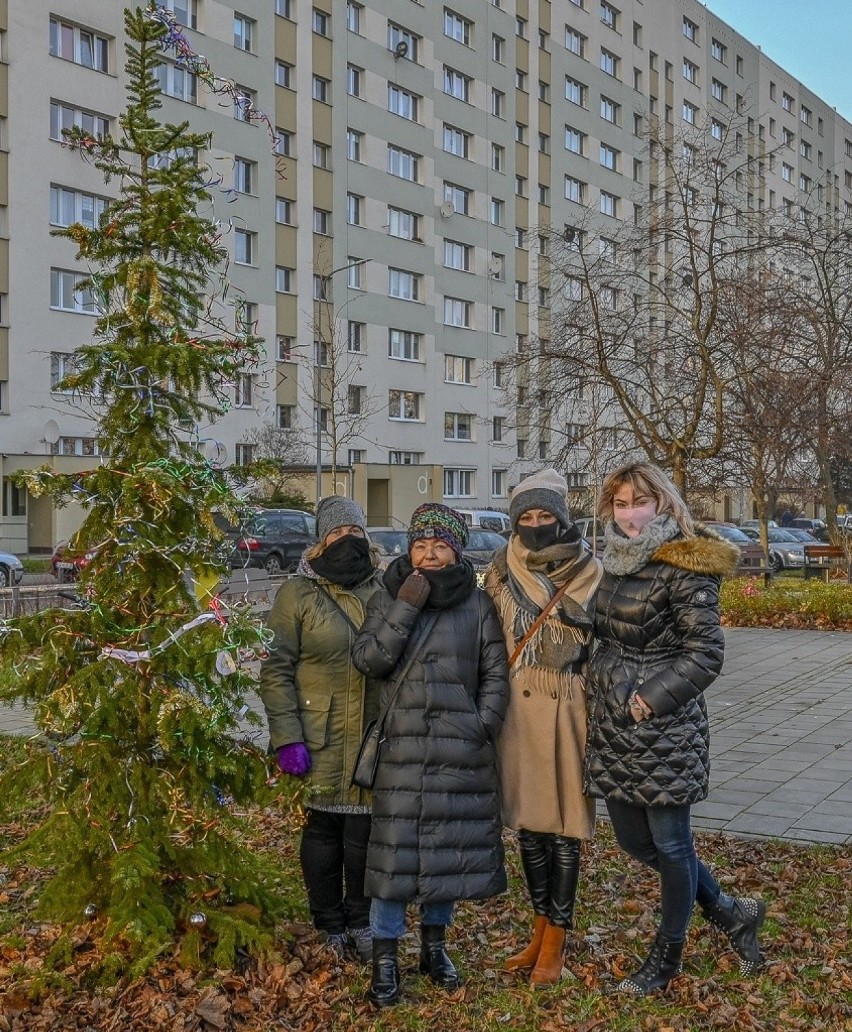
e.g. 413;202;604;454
259;569;383;807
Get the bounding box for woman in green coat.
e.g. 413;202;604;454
259;497;383;964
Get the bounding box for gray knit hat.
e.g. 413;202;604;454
316;496;367;542
509;468;571;531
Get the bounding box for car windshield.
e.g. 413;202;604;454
369;530;408;555
467;530;506;551
768;529;798;543
712;525;751;543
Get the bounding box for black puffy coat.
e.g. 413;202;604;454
351;569;509;904
584;529;738;807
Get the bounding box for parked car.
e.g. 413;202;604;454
740;519;778;530
783;528;819;543
0;550;24;588
739;527;807;572
453;509;512;534
572;516;606;555
232;508;317;575
368;527;409;567
702;521;766;575
368;526;506;574
51;540;98;582
789;517;826;534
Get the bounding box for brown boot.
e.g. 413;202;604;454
530;924;566;986
504;914;548;972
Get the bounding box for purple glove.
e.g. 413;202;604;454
276;742;312;776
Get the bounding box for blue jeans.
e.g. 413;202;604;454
605;799;721;941
370;898;455;940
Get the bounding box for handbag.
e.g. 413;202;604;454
507;579;572;667
351;612;438;789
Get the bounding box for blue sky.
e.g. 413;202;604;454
702;0;852;122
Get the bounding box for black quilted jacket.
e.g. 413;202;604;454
583;529;738;807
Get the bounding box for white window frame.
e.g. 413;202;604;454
443;240;472;271
50;269;95;314
388;206;420;240
234;14;255;52
276;197;293;224
275;266;294;293
388;268;420;301
444;411;474;440
234;157;255;194
49;184;107;228
50;100;109;141
444;355;474;384
388;85;420;121
388;145;419;181
388;389;423;420
444;297;473;327
388;329;421;361
443;468;475;498
234;228;255;265
50;18;109;72
347;128;363;162
445;9;472;45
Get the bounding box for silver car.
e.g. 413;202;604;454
0;551;25;588
741;527;806;572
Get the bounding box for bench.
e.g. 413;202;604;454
803;544;851;582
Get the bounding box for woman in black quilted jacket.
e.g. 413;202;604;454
584;462;766;996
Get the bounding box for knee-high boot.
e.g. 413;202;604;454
530;836;580;986
504;831;551;972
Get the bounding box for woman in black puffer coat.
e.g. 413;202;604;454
352;503;509;1008
584;463;767;996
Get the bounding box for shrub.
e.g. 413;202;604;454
721;577;852;630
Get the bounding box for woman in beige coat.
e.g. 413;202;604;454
483;470;602;985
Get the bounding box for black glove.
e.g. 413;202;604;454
397;571;431;609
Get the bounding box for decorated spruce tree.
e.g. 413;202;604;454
0;7;280;975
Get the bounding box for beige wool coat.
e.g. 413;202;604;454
484;552;601;839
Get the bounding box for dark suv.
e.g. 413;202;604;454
231;509;317;575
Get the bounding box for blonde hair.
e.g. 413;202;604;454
598;462;695;538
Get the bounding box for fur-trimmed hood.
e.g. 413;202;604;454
652;524;739;578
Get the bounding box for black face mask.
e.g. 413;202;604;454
309;534;373;586
516;522;562;552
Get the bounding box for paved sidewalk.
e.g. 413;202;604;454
2;628;850;845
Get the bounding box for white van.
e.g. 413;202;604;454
453;509;512;534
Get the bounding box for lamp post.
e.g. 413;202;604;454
314;258;370;506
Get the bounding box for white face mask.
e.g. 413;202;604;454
613;500;658;538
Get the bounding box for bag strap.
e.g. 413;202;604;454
508;579;572;668
313;582;361;636
373;612;439;734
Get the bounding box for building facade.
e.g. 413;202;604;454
0;0;849;549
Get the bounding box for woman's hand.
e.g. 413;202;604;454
628;691;652;722
397;570;431;609
276;742;312;776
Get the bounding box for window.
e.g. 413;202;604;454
50;185;107;228
443;124;471;157
711;79;726;102
490;197;504;226
53;437;101;458
601;1;619;29
491;143;505;171
444;240;472;271
445;9;472;45
233;85;255;121
538;183;550;205
515;176;527;197
50;18;109;72
515;281;527;301
346;65;363;98
234;444;255;467
782;92;794;113
388;85;420;120
389;450;423;465
346;193;362;226
312;76;330;103
388;390;422;420
444;297;472;327
539;81;551;102
492;418;504;442
50;101;109;141
565;78;586;106
515;69;527;91
276;197;293;224
343;321;364;354
538;132;550;154
50;350;83;389
683;100;698;124
389;268;420;301
347;259;364;290
515;122;527;143
154;62;197;103
800;140;811;160
445;412;473;440
600;143;618;170
234;157;255;194
50;269;95;313
799;174;811;192
274;129;292;156
276;335;294;361
444;468;475;498
600;48;619;77
565;26;585;57
312;8;329;36
516;16;527;38
492;34;504;62
388;206;420;240
234;372;253;407
782;127;794;146
683;59;698;84
444;67;471;103
389;23;420;61
347;1;362;33
736;55;743;75
314;338;329;365
347;385;365;415
711;38;726;63
276;0;293;17
388;329;421;361
492;469;507;497
600;191;618;217
444;182;471;215
312;275;328;302
491;307;505;333
275;266;294;293
491;89;505;117
800;105;812;126
234;228;255;264
311;208;330;235
445;355;474;383
277;405;296;429
565;176;585;203
234;14;255;51
493;363;504;388
565;275;583;300
345;129;363;163
600;96;619;123
387;144;419;181
683;16;697;41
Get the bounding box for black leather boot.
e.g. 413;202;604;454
419;925;463;990
367;937;401;1008
549;836;581;930
701;894;766;974
618;933;684;996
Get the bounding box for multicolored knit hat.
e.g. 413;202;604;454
407;503;469;561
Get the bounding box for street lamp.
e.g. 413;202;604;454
314;258;371;506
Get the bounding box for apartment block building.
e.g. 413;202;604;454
0;0;850;550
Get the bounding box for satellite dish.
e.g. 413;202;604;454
440;200;455;218
488;256;503;276
42;419;60;445
563;226;576;242
394;40;409;59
